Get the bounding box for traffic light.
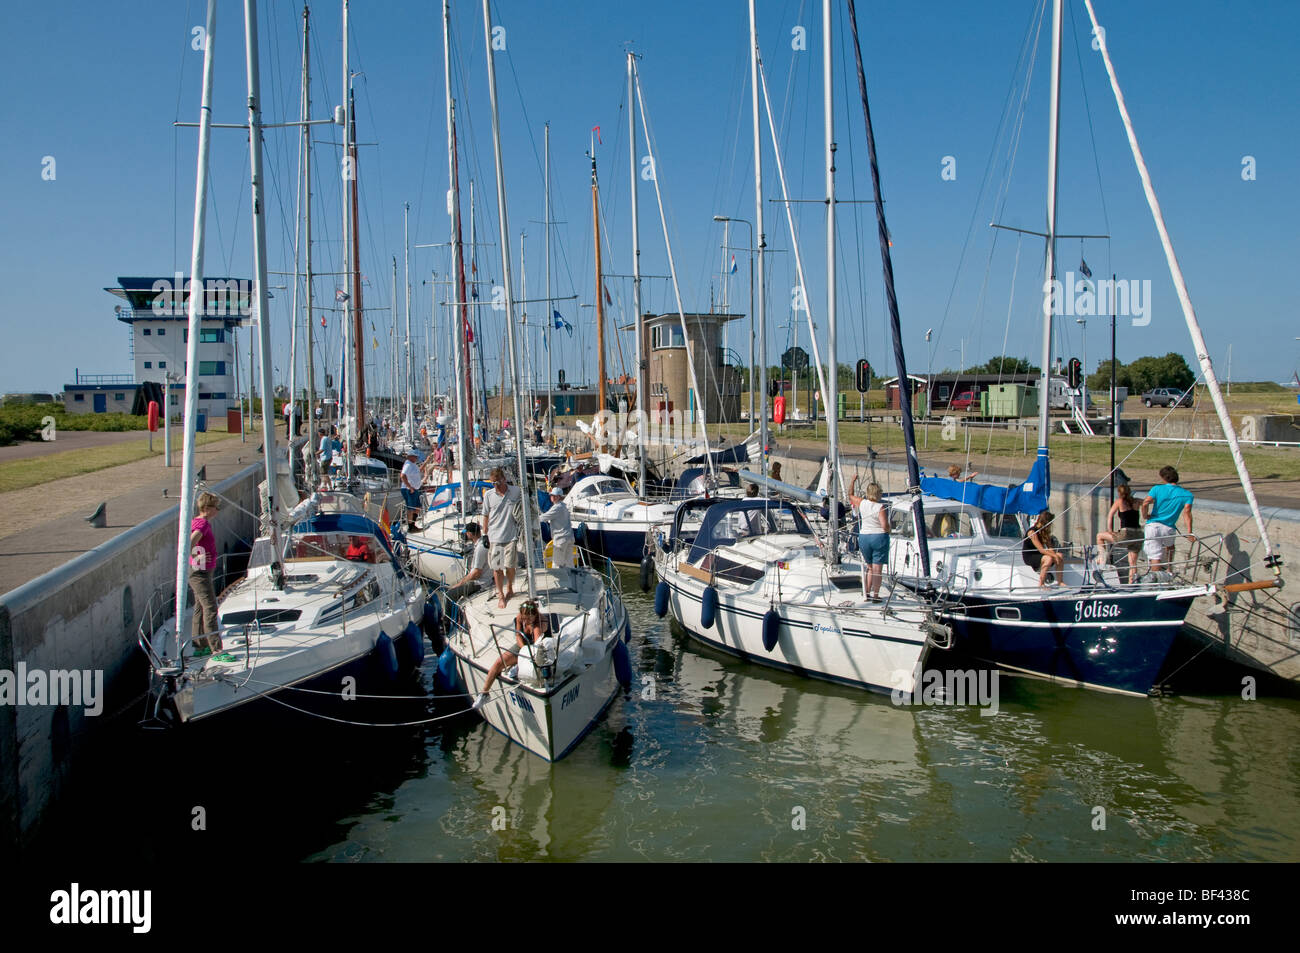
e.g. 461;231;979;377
855;358;871;393
767;379;779;398
1067;358;1082;389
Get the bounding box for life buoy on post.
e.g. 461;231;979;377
773;394;786;425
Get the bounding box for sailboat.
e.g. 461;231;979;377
653;0;947;698
139;0;427;725
886;0;1215;697
439;0;632;762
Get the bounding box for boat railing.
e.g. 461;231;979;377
919;531;1224;596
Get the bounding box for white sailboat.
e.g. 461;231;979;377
139;0;427;725
440;0;632;761
652;0;947;698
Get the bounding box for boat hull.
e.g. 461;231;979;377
659;573;931;696
939;588;1201;696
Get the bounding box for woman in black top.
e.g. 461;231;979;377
1095;483;1142;578
1023;510;1064;587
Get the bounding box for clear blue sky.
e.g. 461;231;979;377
3;0;1297;397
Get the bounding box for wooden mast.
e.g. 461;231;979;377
349;86;366;435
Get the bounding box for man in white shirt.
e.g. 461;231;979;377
482;466;522;608
540;486;575;575
400;452;423;531
443;523;490;603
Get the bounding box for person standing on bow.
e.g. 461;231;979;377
482;467;522;608
848;476;890;602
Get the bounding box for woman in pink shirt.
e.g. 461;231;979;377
189;492;222;655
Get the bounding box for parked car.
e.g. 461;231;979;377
949;390;977;411
1140;387;1192;408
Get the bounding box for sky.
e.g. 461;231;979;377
2;0;1298;399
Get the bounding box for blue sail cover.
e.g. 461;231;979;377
919;448;1051;516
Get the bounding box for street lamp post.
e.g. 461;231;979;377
713;215;754;426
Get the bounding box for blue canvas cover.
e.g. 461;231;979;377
918;448;1051;516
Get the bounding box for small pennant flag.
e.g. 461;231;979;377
554;310;573;336
372;337;379;349
320;315;327;328
378;506;391;540
729;254;737;275
1080;258;1093;278
603;284;612;305
335;289;349;303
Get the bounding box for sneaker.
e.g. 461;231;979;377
470;693;489;711
191;645;212;659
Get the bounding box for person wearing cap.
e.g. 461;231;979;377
443;523;490;603
400;452;423;530
540;486;575;572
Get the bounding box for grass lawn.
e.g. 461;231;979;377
0;431;233;494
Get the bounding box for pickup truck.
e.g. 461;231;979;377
1140;387;1192;408
949;390;977;411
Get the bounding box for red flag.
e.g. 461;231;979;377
320;315;326;328
603;284;612;305
464;315;474;344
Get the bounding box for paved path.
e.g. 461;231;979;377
0;426;286;596
0;430;164;462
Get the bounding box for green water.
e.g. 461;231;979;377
38;568;1300;862
307;569;1300;862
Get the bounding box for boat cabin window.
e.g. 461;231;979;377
929;511;974;539
579;479;632;498
982;512;1025;540
889;508;974;539
289;532;390;564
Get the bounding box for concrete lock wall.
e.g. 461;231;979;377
769;452;1299;683
0;461;263;850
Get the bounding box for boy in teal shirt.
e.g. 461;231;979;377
1141;465;1195;572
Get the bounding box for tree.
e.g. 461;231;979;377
1087;353;1194;394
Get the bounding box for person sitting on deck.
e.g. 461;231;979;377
1023;510;1064;587
471;599;551;710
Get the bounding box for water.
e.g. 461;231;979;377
38;567;1300;862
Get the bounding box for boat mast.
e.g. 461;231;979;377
845;0;931;577
302;3;317;483
823;0;840;567
482;0;537;598
592;137;607;449
631;59;714;471
349;85;366;438
404;202;414;441
174;0;218;659
627;52;646;491
1082;0;1281;580
244;0;283;584
545;121;555;443
748;0;768;478
1036;0;1063;469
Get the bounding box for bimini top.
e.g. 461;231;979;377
684;499;813;564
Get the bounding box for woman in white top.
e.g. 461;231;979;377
848;475;890;601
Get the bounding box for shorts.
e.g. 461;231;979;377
401;488;422;512
858;533;889;565
1118;526;1143;553
1144;521;1177;559
488;540;519;571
